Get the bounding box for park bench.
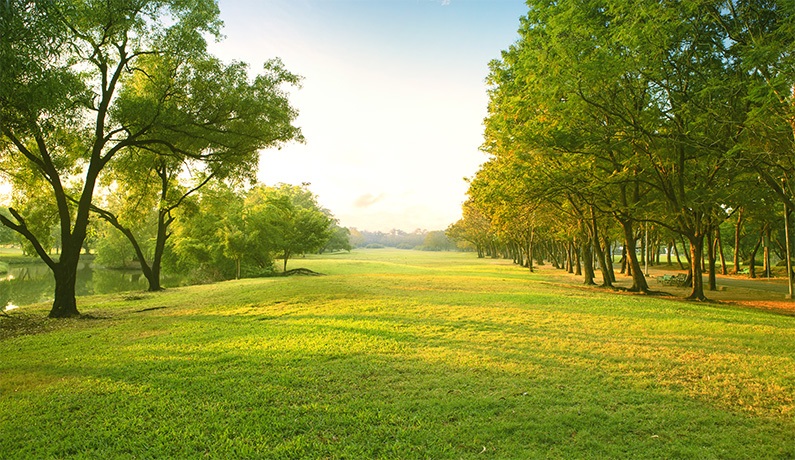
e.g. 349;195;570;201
657;273;688;286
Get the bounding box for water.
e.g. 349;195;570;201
0;261;188;308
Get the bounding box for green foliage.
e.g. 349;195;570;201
322;225;353;253
0;0;302;315
422;230;455;251
0;250;792;458
245;184;334;271
167;182;247;282
94;224;138;269
471;0;795;297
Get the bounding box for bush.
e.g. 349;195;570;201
365;243;385;249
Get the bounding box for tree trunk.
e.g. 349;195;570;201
640;230;646;267
619;219;648;293
716;227;727;275
604;237;616;283
566;242;574;273
145;210;172;292
581;234;596;286
749;230;763;278
686;233;707;301
654;234;661;265
764;225;771;278
671;240;683;270
679;235;691;269
666;242;672;265
589;209;612;287
50;249;81;318
527;228;535;272
733;208;743;274
620;245;627;274
707;228;718;291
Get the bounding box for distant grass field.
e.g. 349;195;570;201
1;249;793;459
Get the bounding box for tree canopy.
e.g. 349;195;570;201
451;0;795;301
0;0;302;317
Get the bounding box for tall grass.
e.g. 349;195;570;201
1;249;793;458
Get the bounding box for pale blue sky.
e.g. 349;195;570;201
208;0;526;231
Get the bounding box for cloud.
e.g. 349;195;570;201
441;0;451;5
354;193;386;208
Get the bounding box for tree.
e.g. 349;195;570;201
0;1;300;316
447;201;496;258
322;225;353;253
246;184;334;272
423;231;454;251
167;182;254;282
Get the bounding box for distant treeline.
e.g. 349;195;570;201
348;229;459;252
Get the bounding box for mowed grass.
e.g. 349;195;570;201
1;249;793;459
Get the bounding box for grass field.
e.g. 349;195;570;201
1;249;793;459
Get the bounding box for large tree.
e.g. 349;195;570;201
0;1;300;316
92;55;301;292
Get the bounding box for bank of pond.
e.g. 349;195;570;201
0;257;188;308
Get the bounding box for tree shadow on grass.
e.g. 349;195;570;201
3;309;793;459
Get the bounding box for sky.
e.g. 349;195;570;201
207;0;527;232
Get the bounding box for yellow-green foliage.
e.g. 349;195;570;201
1;249;793;458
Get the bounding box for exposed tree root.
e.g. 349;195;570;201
281;268;324;277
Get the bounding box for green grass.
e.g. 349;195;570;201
1;249;793;459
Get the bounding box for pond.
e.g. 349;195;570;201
0;260;188;308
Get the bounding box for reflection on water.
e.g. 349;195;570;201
0;261;187;307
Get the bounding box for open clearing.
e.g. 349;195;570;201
1;249;793;458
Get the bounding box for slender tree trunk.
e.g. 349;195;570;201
527;228;535;272
619;219;648;293
716;227;727;275
764;225;772;278
686;233;707;301
574;240;582;276
748;230;763;278
145;210;172;292
666;242;672;265
566;242;574;273
604;238;616;282
733;208;743;274
581;225;596;286
640;230;646;267
707;228;718;291
620;245;627;274
672;240;684;269
680;235;691;270
589;209;611;287
654;235;661;265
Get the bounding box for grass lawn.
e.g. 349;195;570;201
1;249;793;459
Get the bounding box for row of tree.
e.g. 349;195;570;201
0;1;305;317
448;0;795;301
94;181;345;285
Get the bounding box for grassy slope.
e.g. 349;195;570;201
0;249;793;459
